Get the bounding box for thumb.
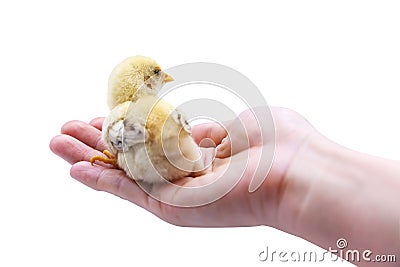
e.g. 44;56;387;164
191;121;228;147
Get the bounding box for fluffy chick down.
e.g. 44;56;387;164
103;95;204;183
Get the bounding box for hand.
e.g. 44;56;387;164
50;106;400;265
49;106;317;229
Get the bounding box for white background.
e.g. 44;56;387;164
0;1;399;266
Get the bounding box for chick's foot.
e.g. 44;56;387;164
90;150;118;167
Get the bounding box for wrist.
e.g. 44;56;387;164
277;132;400;258
282;133;355;241
272;132;350;234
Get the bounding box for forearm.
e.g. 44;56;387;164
281;133;400;264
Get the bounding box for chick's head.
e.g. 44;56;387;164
107;55;173;109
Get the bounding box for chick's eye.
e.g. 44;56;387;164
154;68;160;75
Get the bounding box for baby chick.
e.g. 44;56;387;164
90;56;204;183
107;55;173;110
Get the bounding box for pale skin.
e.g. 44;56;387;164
50;107;400;266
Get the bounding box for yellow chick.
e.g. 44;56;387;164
107;55;173;110
90;56;204;183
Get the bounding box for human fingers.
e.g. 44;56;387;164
217;107;274;158
70;161;150;210
50;134;104;165
89;117;105;131
61;120;108;152
191;122;228;147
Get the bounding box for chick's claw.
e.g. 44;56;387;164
90;150;118;167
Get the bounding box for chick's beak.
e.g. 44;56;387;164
163;73;174;83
